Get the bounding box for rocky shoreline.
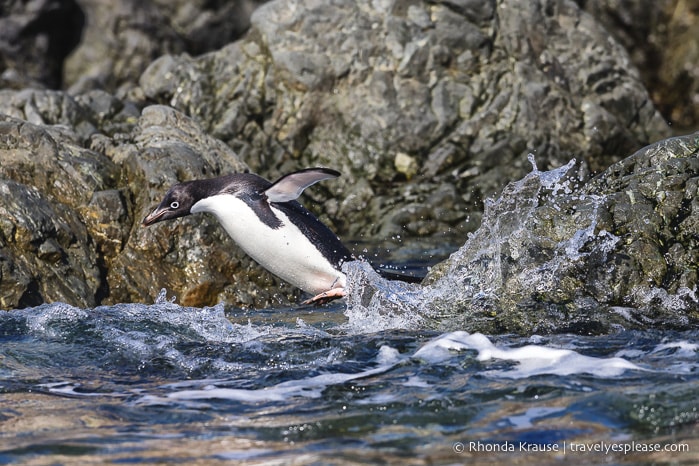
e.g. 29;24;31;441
0;0;697;328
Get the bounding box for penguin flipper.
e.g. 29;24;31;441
264;168;341;203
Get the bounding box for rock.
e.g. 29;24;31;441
347;132;699;334
5;0;695;139
0;0;692;312
63;0;268;94
63;0;185;94
0;111;119;210
139;0;670;247
0;89;96;141
578;0;699;132
0;179;100;309
79;189;129;258
0;0;266;94
394;152;419;180
0;112;119;308
0;0;84;89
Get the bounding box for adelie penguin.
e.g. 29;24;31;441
142;168;353;305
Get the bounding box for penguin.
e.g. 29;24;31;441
142;168;352;305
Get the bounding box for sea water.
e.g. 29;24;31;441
1;159;698;464
0;298;697;465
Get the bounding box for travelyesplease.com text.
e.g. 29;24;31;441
453;440;689;455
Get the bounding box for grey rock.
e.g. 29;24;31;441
138;0;670;247
0;0;84;89
0;113;118;307
0;89;96;142
0;179;100;309
64;0;268;94
0;0;693;315
64;0;185;94
79;189;129;258
578;0;699;131
0;112;118;208
346;132;699;334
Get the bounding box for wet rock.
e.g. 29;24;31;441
0;114;118;308
0;180;100;309
79;189;129;258
138;0;670;246
0;112;119;207
353;132;699;334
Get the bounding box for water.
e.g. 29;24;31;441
1;161;698;465
0;300;697;465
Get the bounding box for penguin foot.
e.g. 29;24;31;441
302;288;346;306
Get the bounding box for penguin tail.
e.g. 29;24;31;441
373;264;425;284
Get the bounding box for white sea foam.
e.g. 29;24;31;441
651;340;699;358
412;331;642;378
146;331;642;405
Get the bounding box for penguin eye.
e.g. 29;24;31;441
170;201;180;210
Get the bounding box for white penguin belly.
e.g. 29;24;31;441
191;194;345;295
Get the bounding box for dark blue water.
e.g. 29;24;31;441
0;296;697;465
2;161;697;464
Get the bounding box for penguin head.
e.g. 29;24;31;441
142;183;197;226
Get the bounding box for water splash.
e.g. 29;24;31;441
344;157;581;332
154;288;177;304
342;261;428;332
0;300;283;379
345;151;699;334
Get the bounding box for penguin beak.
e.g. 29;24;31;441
142;206;169;226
